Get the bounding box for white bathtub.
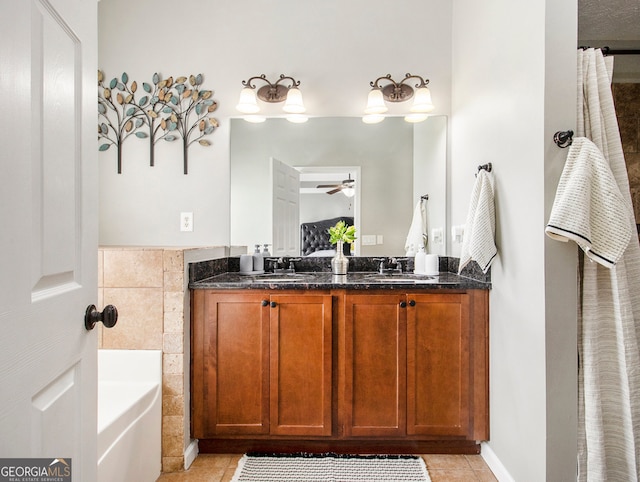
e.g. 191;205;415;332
98;349;162;482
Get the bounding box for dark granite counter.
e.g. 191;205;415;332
188;256;490;291
189;270;489;290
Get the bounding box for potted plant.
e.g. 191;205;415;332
328;220;356;275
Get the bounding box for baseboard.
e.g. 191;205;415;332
481;442;515;482
184;439;199;470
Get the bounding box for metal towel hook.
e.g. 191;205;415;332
553;130;573;148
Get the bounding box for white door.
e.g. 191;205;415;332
0;0;99;480
271;157;300;257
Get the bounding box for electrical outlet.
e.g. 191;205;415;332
432;227;443;244
180;212;193;232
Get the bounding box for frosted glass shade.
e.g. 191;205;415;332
364;88;388;114
362;114;385;124
286;113;309;123
243;114;266;123
410;86;434;113
404;113;429;123
283;87;306;113
236;87;260;114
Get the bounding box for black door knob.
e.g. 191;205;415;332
399;301;407;308
261;300;269;306
409;300;416;307
270;301;277;308
85;304;118;330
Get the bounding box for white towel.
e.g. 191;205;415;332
459;170;497;274
545;137;633;268
404;200;427;256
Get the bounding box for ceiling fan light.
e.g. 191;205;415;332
342;186;355;198
283;87;306;113
236;87;260;114
410;87;434;113
364;88;388;114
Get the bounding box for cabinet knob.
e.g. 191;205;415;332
261;300;269;306
409;300;416;307
399;301;407;308
270;301;277;308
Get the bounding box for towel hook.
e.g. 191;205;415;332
477;163;492;174
420;194;429;201
553;130;573;148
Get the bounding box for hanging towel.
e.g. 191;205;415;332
545;137;633;268
458;170;497;274
404;199;427;256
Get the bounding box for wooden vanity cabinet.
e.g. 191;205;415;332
341;291;487;441
191;290;332;439
192;288;488;452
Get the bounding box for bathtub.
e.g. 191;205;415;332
98;349;162;482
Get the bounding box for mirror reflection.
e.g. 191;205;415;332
230;116;447;257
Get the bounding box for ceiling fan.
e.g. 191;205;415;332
316;174;355;195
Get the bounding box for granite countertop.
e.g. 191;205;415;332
189;270;490;291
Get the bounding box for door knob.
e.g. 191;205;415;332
85;304;118;330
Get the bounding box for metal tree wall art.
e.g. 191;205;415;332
98;70;218;174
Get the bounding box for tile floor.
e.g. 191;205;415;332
156;453;498;481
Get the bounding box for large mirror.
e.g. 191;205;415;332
230;116;447;257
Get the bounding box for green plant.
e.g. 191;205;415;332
328;220;357;245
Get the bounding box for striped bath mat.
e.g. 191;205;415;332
231;452;431;481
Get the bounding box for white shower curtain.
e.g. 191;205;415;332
577;48;640;481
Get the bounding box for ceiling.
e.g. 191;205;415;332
579;0;640;81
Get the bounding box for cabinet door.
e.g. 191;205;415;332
407;293;470;436
191;291;270;437
342;293;407;437
269;294;333;436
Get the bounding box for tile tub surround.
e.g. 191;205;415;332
98;246;230;473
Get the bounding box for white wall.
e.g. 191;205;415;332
451;0;577;480
98;0;453;246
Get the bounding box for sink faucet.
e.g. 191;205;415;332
287;258;301;272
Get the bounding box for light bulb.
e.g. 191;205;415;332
236;87;260;114
364;88;388;114
283;87;306;113
410;86;434;113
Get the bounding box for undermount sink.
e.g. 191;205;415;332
365;274;437;283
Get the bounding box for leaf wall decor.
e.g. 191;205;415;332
97;70;219;174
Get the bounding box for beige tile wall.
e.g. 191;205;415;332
98;247;188;473
613;83;640;227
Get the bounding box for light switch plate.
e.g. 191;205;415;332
362;235;376;245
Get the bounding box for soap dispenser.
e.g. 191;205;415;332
262;244;271;257
414;244;426;274
252;245;264;272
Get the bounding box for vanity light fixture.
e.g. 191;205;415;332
236;74;308;123
362;73;434;124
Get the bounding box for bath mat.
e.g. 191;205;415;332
231;452;431;481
